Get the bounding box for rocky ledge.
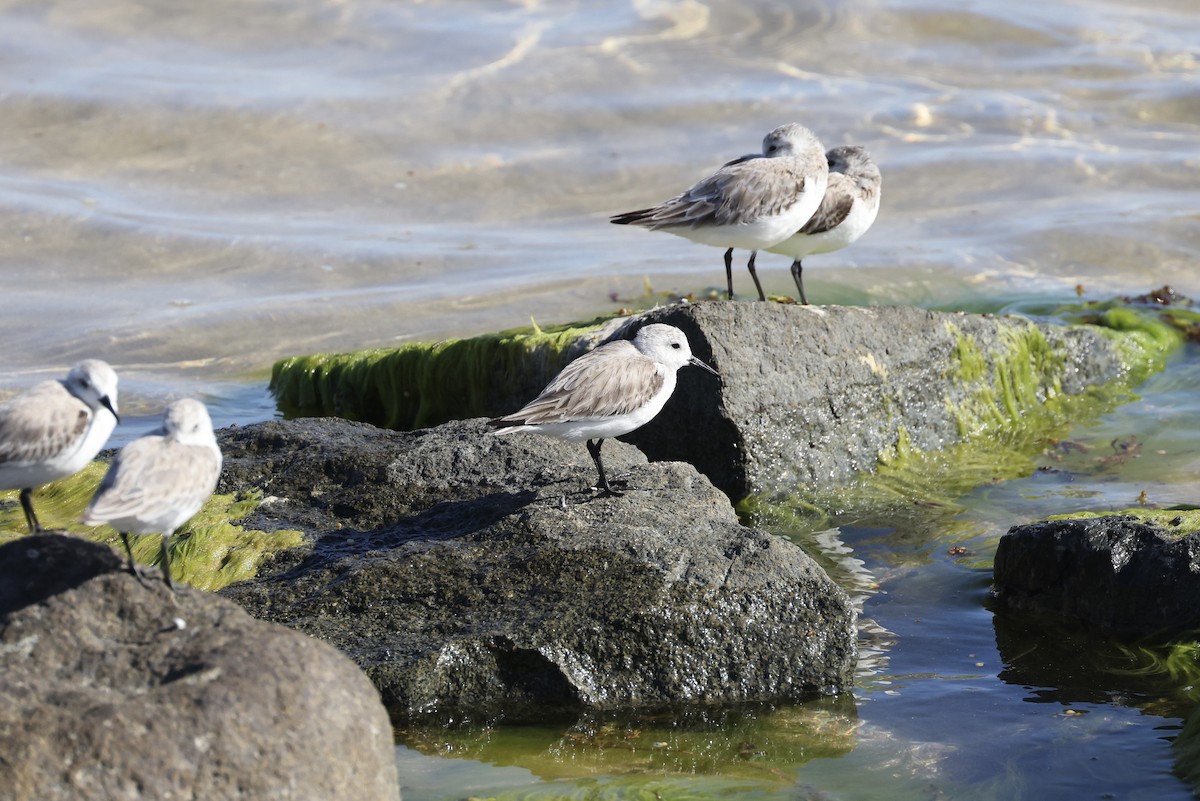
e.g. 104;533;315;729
270;301;1180;500
215;417;857;723
0;534;400;801
992;511;1200;640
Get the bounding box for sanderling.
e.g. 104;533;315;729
767;145;881;305
489;323;718;496
611;123;829;302
82;398;222;590
0;360;120;533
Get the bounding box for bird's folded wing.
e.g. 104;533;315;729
0;383;88;465
497;344;665;425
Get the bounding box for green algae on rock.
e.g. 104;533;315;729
268;299;1183;505
270;315;622;430
745;307;1183;539
0;467;303;592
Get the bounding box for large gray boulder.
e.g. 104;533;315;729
623;303;1137;499
216;417;857;723
992;514;1200;639
0;534;399;801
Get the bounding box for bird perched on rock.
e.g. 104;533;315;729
489;323;718;496
0;360;120;533
82;398;222;590
611;123;829;302
767;145;881;305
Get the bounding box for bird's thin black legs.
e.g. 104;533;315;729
724;248;735;300
18;488;41;533
586;438;623;496
790;259;810;305
746;250;766;302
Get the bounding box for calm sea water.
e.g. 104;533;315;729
4;0;1200;797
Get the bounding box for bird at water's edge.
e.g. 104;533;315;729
611;123;829;302
0;360;119;533
82;398;222;590
489;324;718;495
767;145;881;305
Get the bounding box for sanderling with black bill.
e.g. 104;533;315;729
489;323;718;496
611;123;829;302
767;145;881;305
0;360;120;533
82;398;222;590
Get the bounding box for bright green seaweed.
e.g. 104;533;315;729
271;315;623;429
744;307;1184;539
0;465;303;592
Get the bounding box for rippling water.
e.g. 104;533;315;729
4;0;1200;796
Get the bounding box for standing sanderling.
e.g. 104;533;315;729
0;360;120;533
767;145;881;305
489;323;718;496
82;398;222;590
611;123;829;301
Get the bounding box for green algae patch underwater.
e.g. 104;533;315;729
0;464;303;592
270;315;624;430
743;304;1185;541
398;698;858;798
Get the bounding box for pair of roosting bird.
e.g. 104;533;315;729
611;122;881;304
493;123;880;492
0;360;220;589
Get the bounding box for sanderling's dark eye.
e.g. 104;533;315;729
671;343;681;349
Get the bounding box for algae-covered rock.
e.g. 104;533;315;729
270;302;1179;501
0;534;399;801
216;417;857;722
0;464;305;592
992;510;1200;639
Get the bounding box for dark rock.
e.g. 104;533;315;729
0;535;400;801
216;417;857;723
623;303;1132;499
992;515;1200;639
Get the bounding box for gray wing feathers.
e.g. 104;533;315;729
798;173;855;235
0;383;88;465
83;437;220;528
498;343;665;424
616;160;807;230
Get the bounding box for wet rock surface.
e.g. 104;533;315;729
216;417;857;723
0;534;399;801
621;303;1131;499
992;515;1200;639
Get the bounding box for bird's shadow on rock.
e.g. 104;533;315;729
261;488;546;580
0;533;125;616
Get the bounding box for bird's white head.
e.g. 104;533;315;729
66;359;120;422
762;123;823;159
162;398;216;446
631;324;719;376
828;145;881;191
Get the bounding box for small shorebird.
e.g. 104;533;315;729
0;360;120;533
767;145;881;305
611;123;829;302
489;323;718;496
82;398;222;590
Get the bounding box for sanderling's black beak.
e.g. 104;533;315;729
689;356;719;376
101;396;120;424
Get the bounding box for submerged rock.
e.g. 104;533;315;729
270;302;1179;500
0;534;399;801
216;417;857;723
992;512;1200;639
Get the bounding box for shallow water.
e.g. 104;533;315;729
4;0;1200;796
